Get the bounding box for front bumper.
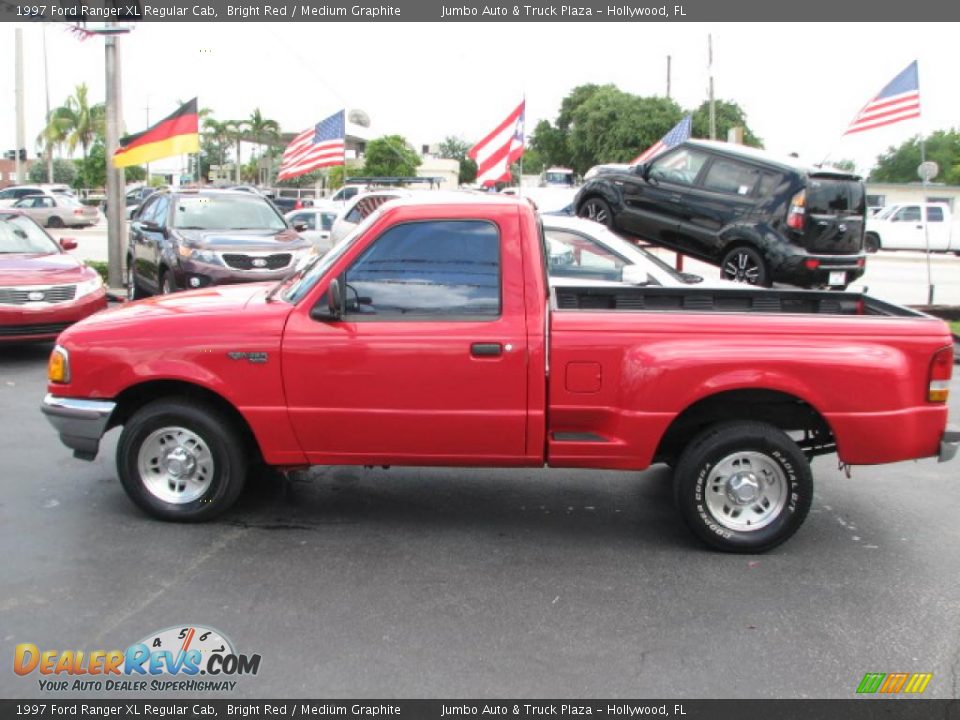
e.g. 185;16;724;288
41;394;116;461
0;290;108;342
941;426;960;463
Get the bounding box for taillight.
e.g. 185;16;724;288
804;259;820;269
928;346;954;402
73;209;84;216
786;189;806;231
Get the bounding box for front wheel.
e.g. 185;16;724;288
577;197;614;228
864;233;881;254
117;399;248;521
673;421;813;552
720;246;770;286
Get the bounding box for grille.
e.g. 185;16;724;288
221;253;292;271
0;284;77;306
0;322;72;337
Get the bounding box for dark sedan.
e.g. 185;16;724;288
126;189;313;299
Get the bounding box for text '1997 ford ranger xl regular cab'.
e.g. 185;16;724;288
42;195;958;552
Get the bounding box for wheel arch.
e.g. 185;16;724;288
654;388;835;465
107;379;264;463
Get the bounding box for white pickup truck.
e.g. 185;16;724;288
865;202;960;254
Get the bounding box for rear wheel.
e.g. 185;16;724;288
577;197;613;228
864;233;881;254
47;216;63;229
117;399;247;522
673;421;812;552
721;246;770;286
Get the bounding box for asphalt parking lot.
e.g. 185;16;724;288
1;341;959;699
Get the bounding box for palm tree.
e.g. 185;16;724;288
246;108;280;184
225;119;249;183
56;83;105;164
202;118;232;169
35;105;73;171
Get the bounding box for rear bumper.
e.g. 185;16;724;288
772;253;867;288
941;426;960;463
41;394;116;461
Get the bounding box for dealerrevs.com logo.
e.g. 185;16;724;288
13;625;261;692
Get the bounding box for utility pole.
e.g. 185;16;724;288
15;29;26;183
43;25;53;183
666;55;672;99
708;34;716;140
103;25;127;289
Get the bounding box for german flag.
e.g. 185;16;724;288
113;98;200;168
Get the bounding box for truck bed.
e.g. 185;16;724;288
552;286;926;318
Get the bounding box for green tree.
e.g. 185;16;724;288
690;100;763;147
28;158;76;185
437;135;477;184
830;158;857;173
125;165;147;183
56;83;105;164
77;140;107;188
361;135;421;177
528;119;570;170
225;119;249;183
869;130;960;185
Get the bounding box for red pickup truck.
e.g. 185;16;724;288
42;195;958;552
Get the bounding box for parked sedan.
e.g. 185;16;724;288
126;189;313;299
12;194;99;228
0;212;107;342
543;215;733;288
285;206;339;252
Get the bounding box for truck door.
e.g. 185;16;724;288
888;205;924;249
281;216;531;465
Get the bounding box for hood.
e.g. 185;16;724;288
0;252;92;286
61;282;294;342
177;227;310;252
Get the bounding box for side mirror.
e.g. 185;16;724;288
634;163;649;179
59;238;78;251
622;265;659;286
310;278;343;322
293;222;310;232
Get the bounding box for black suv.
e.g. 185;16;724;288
127;188;312;298
574;140;866;288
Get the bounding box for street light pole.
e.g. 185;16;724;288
14;28;26;184
103;26;126;289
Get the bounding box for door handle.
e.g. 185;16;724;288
916;225;924;229
668;194;683;203
471;342;502;357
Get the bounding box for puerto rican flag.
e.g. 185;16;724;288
469;101;525;187
844;61;920;135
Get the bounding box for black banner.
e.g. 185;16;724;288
1;700;959;719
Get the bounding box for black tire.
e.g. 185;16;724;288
673;421;813;553
126;259;147;300
720;246;770;287
864;233;881;254
577;197;614;228
47;216;64;229
116;398;247;522
160;269;176;295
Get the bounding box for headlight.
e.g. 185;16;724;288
48;345;70;384
75;273;104;299
178;246;222;265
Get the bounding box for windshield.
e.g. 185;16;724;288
281;206;387;303
0;215;59;254
172;194;287;231
544;171;574;186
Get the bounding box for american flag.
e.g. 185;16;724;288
469;101;525;187
844;61;920;135
632;115;692;165
276;110;345;181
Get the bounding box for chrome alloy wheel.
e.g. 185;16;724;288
581;199;610;225
137;426;214;504
723;250;762;284
704;451;788;532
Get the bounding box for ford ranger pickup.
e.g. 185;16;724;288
41;195;958;552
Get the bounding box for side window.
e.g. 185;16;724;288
137;197;159;223
648;148;709;187
894;206;921;222
544;229;627;282
40;197;55;208
343;220;501;319
151;196;170;227
756;172;785;198
700;159;761;196
927;206;944;222
344;204;364;223
291;213;315;229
